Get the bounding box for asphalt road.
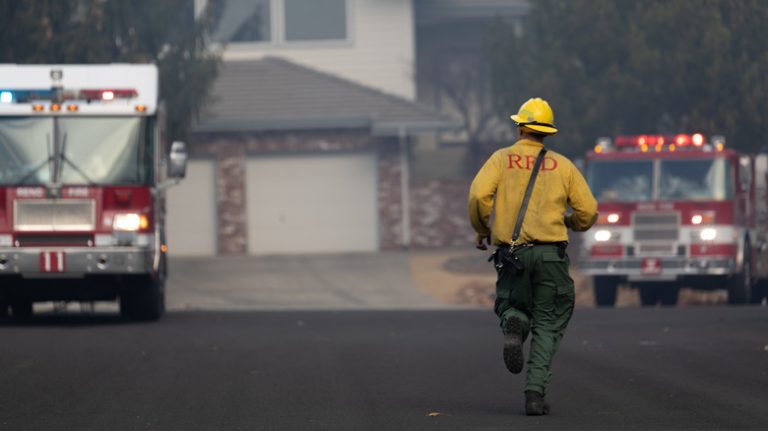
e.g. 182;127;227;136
1;307;767;430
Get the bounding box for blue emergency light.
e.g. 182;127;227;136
0;91;13;103
0;89;56;103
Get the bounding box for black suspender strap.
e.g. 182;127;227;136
511;148;547;245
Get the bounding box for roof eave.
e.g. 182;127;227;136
371;119;464;137
193;117;463;136
192;116;373;134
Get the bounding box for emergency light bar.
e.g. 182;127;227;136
614;134;706;148
595;134;725;153
0;88;138;103
0;64;158;115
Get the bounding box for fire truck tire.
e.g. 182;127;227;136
639;287;656;306
10;300;33;320
727;245;753;305
639;284;679;306
593;276;619;307
659;285;679;306
751;281;768;304
120;276;165;321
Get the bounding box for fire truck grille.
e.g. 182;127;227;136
633;211;679;245
16;234;93;247
634;213;679;225
637;243;677;255
14;200;96;231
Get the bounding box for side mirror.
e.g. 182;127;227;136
168;141;188;179
755;154;768;190
739;155;752;192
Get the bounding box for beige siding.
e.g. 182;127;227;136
166;160;217;256
222;0;415;100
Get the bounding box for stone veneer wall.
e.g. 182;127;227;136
189;129;405;254
409;179;475;248
377;141;404;250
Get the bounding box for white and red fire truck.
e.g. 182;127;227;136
0;64;187;320
579;133;768;306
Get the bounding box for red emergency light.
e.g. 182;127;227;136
78;89;138;101
612;133;708;152
674;134;690;146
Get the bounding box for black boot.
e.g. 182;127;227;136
503;317;524;374
525;390;550;416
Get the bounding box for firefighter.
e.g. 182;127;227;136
468;97;598;415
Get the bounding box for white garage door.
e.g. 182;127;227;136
246;152;378;255
166;159;217;256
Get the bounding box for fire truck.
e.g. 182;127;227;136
0;64;187;320
579;133;768;306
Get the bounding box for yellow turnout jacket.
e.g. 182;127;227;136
468;139;598;245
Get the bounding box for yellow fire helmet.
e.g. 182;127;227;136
510;97;558;135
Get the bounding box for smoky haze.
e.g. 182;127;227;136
2;3;768;430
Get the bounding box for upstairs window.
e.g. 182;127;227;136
284;0;347;41
211;0;272;43
210;0;347;44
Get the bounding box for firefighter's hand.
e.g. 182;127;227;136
475;234;491;251
563;214;573;230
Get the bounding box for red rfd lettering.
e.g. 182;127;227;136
507;154;558;171
508;154;524;169
525;155;536;169
542;157;558;171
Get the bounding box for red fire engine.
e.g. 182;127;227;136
0;64;187;320
579;133;768;306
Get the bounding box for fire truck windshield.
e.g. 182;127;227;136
588;157;732;202
659;159;731;201
0;116;153;185
588;160;653;202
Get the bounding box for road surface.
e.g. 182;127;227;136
1;307;766;430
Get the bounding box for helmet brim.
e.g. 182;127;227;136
522;124;558;135
511;114;558;135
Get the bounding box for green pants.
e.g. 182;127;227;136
494;244;575;395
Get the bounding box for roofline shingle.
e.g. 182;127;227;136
193;57;461;136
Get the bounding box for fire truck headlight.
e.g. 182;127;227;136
594;230;612;242
691;211;715;225
699;228;717;241
113;213;148;232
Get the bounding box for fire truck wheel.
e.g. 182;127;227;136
727;245;753;305
751;280;768;304
639;285;658;306
10;300;33;320
658;285;679;306
639;284;679;306
593;276;619;307
120;275;165;321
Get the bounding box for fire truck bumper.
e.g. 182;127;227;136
580;257;735;280
0;247;154;278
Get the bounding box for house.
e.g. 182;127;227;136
168;0;527;255
412;0;529;180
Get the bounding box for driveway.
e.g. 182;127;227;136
167;252;448;311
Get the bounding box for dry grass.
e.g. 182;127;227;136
410;250;728;308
